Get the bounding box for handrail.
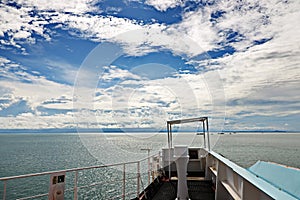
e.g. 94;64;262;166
0;152;161;200
0;152;160;181
0;161;138;181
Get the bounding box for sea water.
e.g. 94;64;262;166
0;133;299;199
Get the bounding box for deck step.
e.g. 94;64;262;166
171;177;205;181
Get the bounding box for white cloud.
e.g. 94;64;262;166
169;7;220;52
0;0;144;51
1;0;299;58
16;0;97;14
0;113;76;129
213;11;300;124
0;57;76;128
0;0;213;56
213;0;299;51
101;65;141;81
43;59;79;85
154;0;300;130
145;0;184;12
0;5;47;50
80;64;223;130
53;13;145;41
13;30;31;39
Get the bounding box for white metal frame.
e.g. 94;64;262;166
167;117;210;150
166;117;209;178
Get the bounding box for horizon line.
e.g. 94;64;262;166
0;128;295;133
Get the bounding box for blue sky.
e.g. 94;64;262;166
0;0;299;131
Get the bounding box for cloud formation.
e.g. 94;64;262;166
0;56;75;128
0;0;299;131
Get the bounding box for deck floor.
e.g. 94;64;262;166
151;180;215;200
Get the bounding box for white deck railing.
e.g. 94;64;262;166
0;152;161;200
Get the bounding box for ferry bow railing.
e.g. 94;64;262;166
0;151;161;200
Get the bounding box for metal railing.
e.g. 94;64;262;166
0;152;161;200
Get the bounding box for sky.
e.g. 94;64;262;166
0;0;299;132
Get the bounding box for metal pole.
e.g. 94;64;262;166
150;155;154;182
122;164;126;200
167;122;170;149
167;122;171;178
168;124;172;179
74;171;78;200
137;162;140;198
158;151;161;168
147;151;150;185
170;124;173;148
3;180;6;200
202;120;206;148
206;117;210;151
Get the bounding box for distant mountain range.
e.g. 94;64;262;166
0;128;164;133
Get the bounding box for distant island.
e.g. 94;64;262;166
0;128;164;134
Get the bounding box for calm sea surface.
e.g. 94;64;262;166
0;133;299;199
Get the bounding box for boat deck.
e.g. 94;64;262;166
138;177;215;200
151;180;215;200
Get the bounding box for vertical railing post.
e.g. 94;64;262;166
158;151;162;177
203;120;206;148
3;180;6;200
151;156;153;182
74;171;78;200
168;123;172;179
147;155;150;185
158;151;161;169
137;162;140;198
206;117;210;151
122;164;126;200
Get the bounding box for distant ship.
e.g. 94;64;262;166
1;117;299;200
